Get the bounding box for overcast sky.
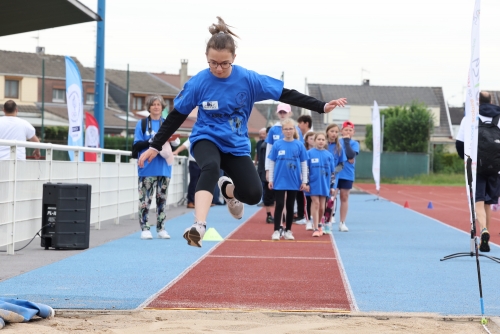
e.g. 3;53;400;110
1;0;499;107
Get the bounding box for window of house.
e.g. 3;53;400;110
5;80;19;98
133;96;144;110
86;93;95;105
52;89;66;103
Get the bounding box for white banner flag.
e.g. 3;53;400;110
463;0;480;219
65;56;84;161
372;101;381;192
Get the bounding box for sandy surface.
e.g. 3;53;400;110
1;310;498;333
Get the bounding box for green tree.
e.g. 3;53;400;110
365;101;434;153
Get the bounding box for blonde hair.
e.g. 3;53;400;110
206;17;239;56
281;118;298;140
325;123;341;155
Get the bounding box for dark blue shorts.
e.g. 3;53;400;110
337;179;354;190
475;173;500;204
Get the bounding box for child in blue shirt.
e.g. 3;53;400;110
305;132;335;237
268;118;308;241
325;123;347;227
303;131;316;230
336;121;360;232
138;17;347;247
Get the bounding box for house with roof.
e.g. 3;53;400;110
306;81;454;148
0;49;140;136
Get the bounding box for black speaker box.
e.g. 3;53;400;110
41;183;92;250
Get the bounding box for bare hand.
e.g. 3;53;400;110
138;148;158;167
300;183;307;191
330;188;335;196
348;158;355;164
324;98;347;113
33;149;41;160
268;181;273;190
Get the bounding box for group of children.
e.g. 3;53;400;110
265;106;359;240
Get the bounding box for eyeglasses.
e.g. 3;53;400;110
208;61;232;69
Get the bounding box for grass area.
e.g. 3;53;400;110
357;173;464;186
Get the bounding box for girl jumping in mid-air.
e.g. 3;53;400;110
138;17;346;247
305;132;335;237
268;119;308;241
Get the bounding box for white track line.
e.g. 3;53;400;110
137;208;261;310
329;233;359;312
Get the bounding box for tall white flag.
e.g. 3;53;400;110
463;0;480;219
65;56;84;161
372;101;381;192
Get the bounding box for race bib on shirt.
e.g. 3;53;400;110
273;135;280;140
202;101;219;110
311;158;319;163
278;150;285;156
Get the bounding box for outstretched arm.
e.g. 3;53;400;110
279;88;346;114
138;109;188;167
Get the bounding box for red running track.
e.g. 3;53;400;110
147;209;353;312
356;183;500;245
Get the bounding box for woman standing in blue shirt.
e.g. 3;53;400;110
138;17;347;247
268;119;308;241
133;95;178;240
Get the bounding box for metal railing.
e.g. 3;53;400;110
0;140;187;254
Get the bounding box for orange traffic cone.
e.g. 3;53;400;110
404;201;410;208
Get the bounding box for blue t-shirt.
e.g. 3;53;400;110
268;139;308;190
337;139;360;181
327;141;347;167
174;65;284;156
305;148;335;197
265;124;304;145
134;118;172;177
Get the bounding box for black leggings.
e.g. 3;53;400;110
274;190;297;231
192;140;262;205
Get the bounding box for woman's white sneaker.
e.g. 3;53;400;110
183;222;206;247
141;230;153;239
271;230;281;240
158;230;170;239
218;176;244;219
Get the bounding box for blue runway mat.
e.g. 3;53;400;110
0;205;261;310
333;194;500;316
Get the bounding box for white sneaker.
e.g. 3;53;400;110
272;230;281;240
331;216;336;224
183;222;206;247
339;222;349;232
305;221;313;231
141;230;153;239
295;218;306;225
218;176;244;219
158;230;170;239
284;230;295;240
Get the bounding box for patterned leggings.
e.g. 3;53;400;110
138;176;170;231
